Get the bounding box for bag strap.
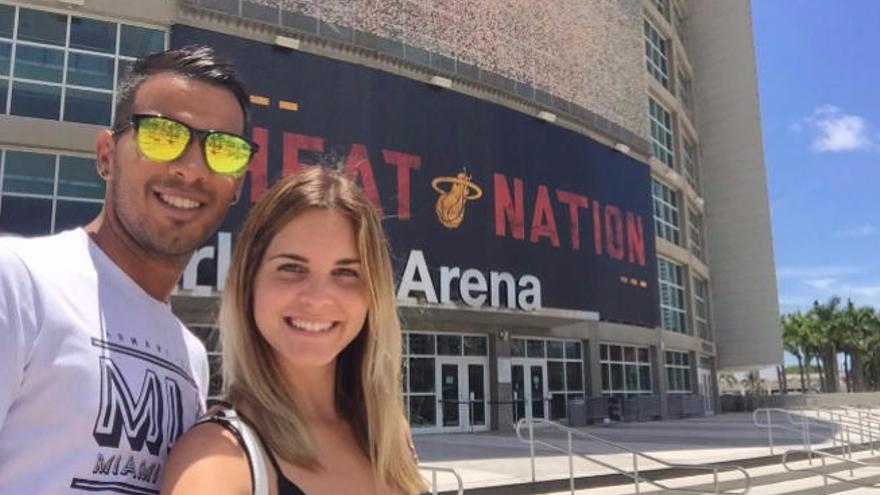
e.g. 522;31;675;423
196;408;270;495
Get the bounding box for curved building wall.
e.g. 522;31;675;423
249;0;647;137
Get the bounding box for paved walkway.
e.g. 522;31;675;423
414;412;845;492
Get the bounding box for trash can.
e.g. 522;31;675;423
567;398;587;427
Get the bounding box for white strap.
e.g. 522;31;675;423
214;408;270;495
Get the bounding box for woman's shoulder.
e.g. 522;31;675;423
160;420;252;495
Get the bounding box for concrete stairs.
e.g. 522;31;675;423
433;446;880;495
539;447;880;495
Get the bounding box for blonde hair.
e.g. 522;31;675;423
219;166;425;493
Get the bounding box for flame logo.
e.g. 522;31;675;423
431;171;483;229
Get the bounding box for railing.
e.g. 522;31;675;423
781;448;880;494
753;407;829;456
515;418;751;495
753;407;880;457
419;465;465;495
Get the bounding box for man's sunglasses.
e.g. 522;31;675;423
115;114;259;176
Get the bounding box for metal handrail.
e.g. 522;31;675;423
752;408;829;455
419;465;465;495
752;407;873;456
515;418;751;495
781;448;880;494
815;407;880;454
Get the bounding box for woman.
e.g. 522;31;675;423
161;167;426;494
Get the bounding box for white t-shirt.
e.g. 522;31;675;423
0;229;209;495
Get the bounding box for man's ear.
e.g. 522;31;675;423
95;129;115;181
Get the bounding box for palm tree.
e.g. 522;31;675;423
838;300;871;392
782;313;807;392
811;297;842;393
859;307;880;390
718;373;740;393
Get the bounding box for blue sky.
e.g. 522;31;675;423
752;1;880;317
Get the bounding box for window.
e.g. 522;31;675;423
678;68;693;118
0;148;104;236
672;2;687;37
652;0;669;19
693;276;711;341
547;339;584;421
687;207;704;259
190;325;222;401
665;350;691;393
600;344;652;397
658;257;687;333
644;20;669;89
682;135;700;192
652;178;680;245
0;4;165;125
649;97;674;167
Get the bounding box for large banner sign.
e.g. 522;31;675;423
173;25;659;328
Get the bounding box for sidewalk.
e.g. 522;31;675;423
413;412;843;493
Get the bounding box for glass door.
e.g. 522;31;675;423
440;363;460;427
512;364;526;422
511;359;547;422
468;363;487;429
699;367;714;415
530;364;546;419
436;357;491;432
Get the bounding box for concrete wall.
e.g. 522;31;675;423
722;392;880;413
685;0;782;370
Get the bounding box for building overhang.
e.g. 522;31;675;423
398;302;599;329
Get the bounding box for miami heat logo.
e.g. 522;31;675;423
431;171;483;229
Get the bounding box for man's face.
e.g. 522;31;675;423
106;72;245;258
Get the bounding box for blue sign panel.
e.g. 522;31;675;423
172;25;658;327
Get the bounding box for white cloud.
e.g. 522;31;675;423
776;265;862;279
805;278;836;290
777;265;879;312
794;105;872;152
780;280;880;313
837;223;877;238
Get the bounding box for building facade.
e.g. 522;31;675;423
0;0;781;433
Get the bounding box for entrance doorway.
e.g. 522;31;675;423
437;358;490;432
698;367;715;415
511;360;548;422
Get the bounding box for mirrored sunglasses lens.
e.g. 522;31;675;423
137;117;190;161
205;133;252;174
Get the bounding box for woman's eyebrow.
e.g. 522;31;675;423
269;253;308;262
336;258;361;265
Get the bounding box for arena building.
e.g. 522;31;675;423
0;0;781;433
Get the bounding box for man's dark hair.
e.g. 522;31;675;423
113;44;250;134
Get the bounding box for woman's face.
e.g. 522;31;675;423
253;207;368;371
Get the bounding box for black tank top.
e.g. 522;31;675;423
259;439;307;495
202;408;308;495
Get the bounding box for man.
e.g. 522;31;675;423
0;45;257;494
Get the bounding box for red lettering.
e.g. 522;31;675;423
604;205;625;260
248;126;269;203
555;189;588;251
529;185;560;247
626;212;646;266
493;173;525;239
592;199;603;256
282;132;324;175
344;144;381;210
382;150;421;220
